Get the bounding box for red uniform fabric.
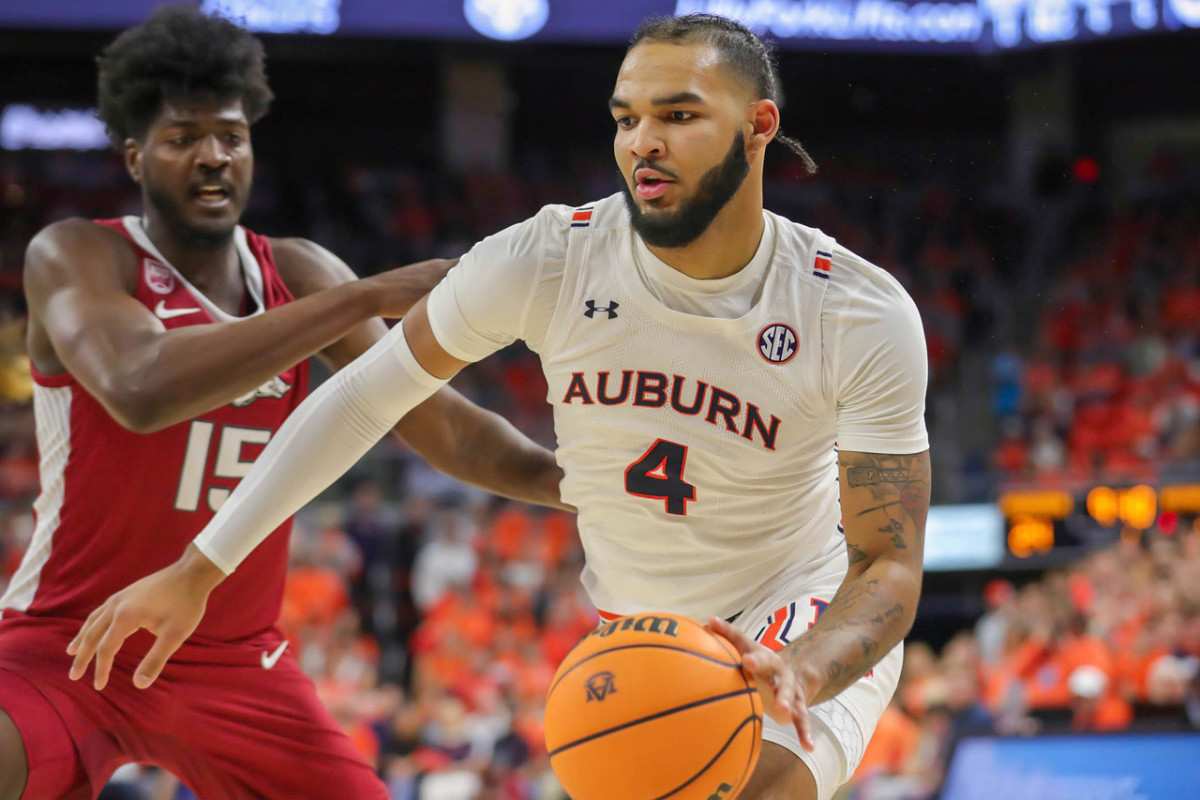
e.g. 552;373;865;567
0;219;385;799
6;219;307;640
0;616;384;799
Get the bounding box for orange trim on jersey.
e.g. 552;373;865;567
758;605;791;652
29;366;75;389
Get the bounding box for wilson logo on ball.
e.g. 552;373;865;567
758;323;797;364
585;671;617;702
589;614;681;640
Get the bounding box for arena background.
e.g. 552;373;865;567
1;1;1199;797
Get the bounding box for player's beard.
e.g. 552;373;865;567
145;179;239;250
621;131;750;249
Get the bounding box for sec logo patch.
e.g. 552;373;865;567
758;323;797;364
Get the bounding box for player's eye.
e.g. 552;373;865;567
669;111;694;122
225;133;243;146
615;116;634;130
170;136;195;146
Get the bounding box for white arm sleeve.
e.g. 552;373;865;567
828;246;930;454
194;322;448;574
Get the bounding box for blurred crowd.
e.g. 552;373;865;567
2;140;1200;800
275;484;594;800
848;526;1200;800
990;151;1200;486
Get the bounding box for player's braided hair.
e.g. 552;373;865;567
630;14;817;175
96;3;273;149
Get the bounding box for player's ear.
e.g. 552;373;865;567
746;99;779;157
124;138;144;185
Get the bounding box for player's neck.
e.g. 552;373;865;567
141;211;240;285
643;192;765;281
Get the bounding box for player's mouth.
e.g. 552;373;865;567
634;168;674;201
190;183;233;208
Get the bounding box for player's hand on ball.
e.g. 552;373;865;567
708;616;816;752
67;544;225;691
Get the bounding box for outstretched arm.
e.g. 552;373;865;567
67;207;568;688
273;239;565;510
68;299;471;689
25;220;450;433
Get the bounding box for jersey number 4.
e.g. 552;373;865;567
624;439;696;516
175;421;272;513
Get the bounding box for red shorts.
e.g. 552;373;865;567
0;613;386;800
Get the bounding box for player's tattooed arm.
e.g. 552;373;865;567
782;449;929;704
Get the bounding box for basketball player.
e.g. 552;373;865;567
0;7;567;800
71;14;930;800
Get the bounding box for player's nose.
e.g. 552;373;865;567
194;133;233;169
629;121;665;160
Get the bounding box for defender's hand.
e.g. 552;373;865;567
67;545;225;690
365;258;457;319
709;616;816;751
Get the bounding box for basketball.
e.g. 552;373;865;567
544;613;763;800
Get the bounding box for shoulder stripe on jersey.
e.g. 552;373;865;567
0;384;72;612
813;250;832;280
571;207;594;228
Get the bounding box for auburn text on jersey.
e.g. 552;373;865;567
561;370;781;451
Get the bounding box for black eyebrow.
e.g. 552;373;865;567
608;91;706;112
651;91;705;107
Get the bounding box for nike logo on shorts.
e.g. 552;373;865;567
154;300;202;320
261;640;289;670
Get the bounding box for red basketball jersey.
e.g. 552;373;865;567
1;218;310;644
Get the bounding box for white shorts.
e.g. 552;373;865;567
731;546;903;800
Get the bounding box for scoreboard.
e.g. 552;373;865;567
998;482;1200;565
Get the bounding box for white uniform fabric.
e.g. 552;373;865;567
187;192;926;797
427;193;925;796
427;193;928;619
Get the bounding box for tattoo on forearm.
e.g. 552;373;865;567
846;466;912;487
876;518;908;549
856;501;901;517
844;451;931;553
789;550;919;702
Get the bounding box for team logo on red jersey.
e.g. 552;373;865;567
232;376;291;407
144;259;176;294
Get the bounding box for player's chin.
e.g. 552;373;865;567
637;198;678;217
182;215;239;244
184;204;241;232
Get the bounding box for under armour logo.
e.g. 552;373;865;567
584;300;619;319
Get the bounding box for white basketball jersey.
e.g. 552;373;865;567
538;195;844;619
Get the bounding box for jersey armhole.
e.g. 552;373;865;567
523;213;578;357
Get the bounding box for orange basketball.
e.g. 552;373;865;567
544;612;762;800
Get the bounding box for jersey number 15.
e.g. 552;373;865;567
174;420;272;513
